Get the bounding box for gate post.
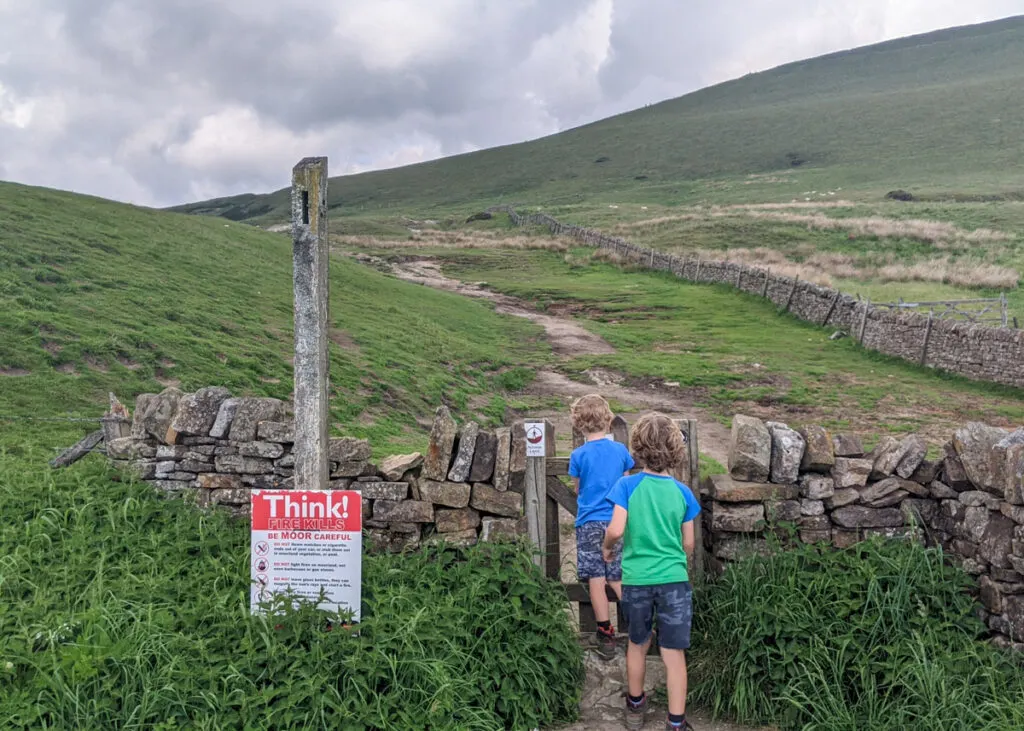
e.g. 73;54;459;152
673;419;704;585
523;419;553;570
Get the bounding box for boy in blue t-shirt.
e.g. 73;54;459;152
603;412;700;731
569;394;635;659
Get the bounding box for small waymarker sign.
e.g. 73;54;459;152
250;489;362;619
525;422;546;457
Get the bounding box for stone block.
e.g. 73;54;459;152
470;483;523;517
953;422;1010;495
130;460;158;480
894;435;927;479
960;491;1002;509
155;460;176;477
942;442;972;491
703;474;798;503
329;478;352;490
712;536;772;561
995;430;1024;505
372;500;435;523
177;460;212;474
800;529;832;544
215;454;274;474
210;488;250;506
910;459;940;486
900;498;938;528
359;482;409;501
825;488;860;510
493;427;512;492
710;503;765;533
331;461;369;478
423;406;458;481
448;421;480;483
992;567;1024;584
832;433;864;458
869;436;905;480
132;388;183;445
510;421;527;474
180;436;216;446
420;480;472;508
859;477;917;507
227;398;285;442
801;499;825;516
380;453;423;481
209;398;241;439
480;516;526;542
389;522;420;535
799;425;834;473
328;437;371;464
156;445;188;460
214;445;238;456
242;475;292;490
426;528;478;547
239;441;285;459
978;512;1015;569
832;458;873;488
799;515;831;531
765;499;801;523
833;529;861;549
196;473;243;489
106;437;136;460
468;431;497;483
800;474;835;500
728;415;771;483
170;387;231;437
831;506;903;529
436;507;481;533
929;480;958;499
257;421;294;443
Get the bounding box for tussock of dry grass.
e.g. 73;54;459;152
747;211;1014;245
708;248;836;286
333;230;569;252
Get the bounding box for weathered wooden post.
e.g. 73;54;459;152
291;157;330;491
523;419;553;569
672;419;703;585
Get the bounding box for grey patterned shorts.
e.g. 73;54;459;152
576;520;622;581
621;582;693;650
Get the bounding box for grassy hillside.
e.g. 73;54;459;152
175;16;1024;224
0;181;547;455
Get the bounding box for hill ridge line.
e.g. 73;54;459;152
485;204;1024;390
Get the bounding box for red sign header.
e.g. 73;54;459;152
251;490;362;532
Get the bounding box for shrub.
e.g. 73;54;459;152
689;537;1024;729
0;453;583;730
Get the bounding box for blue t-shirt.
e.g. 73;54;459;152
569;438;635;527
608;473;701;586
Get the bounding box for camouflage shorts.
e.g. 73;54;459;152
576;520;622;581
621;582;693;650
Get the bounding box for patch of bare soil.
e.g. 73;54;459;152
329;328;360;352
55;363;76;375
390;259;615;357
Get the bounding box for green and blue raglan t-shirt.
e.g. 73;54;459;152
569;439;635;527
608;473;701;586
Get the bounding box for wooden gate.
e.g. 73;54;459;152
521;417;704;640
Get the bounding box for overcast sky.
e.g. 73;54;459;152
0;1;1020;207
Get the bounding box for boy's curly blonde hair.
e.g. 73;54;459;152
570;394;614;436
630;412;686;473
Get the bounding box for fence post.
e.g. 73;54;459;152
695;258;703;281
1002;293;1009;328
761;269;771;298
735;266;742;290
858;298;871;344
672;419;703;585
523;419;550;570
920;309;934;367
782;277;800;313
822;291;841;326
649;248;655;268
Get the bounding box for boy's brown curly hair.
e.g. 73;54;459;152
570;394;614;435
630;412;686;473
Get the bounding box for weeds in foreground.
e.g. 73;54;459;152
0;453;582;730
689;537;1024;729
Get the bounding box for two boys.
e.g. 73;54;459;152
570;395;700;731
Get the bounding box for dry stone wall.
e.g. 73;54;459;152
106;387;528;552
488;204;1024;389
708;414;1024;648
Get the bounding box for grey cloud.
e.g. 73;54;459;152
0;1;1020;206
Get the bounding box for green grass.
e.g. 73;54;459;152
689;536;1024;729
175;17;1024;224
0;181;549;456
0;454;583;729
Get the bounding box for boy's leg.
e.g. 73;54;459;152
578;522;616;657
626;637;652;697
588;577;611;622
652;583;693;724
621;585;655;730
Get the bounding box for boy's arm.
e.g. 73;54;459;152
682;521;696;565
602;506;628;561
571;477;579;494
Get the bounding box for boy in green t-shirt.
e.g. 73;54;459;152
603;412;701;731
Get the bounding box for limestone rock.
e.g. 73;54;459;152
995;429;1024;505
447;421;480;483
420;480;472;508
833;434;864;458
372;500;434;523
228;398;285;442
132;388;184;444
929;480;958;500
959;491;1002;509
359;482;409;501
196;473;243;489
869;436;905;480
480;516;526;542
832;506;904;529
509;421;527;473
209;398;242;439
493;427;512;492
214;455;274;474
953;422;1010;495
106;437;136;460
799;515;831;531
832;458;872;488
468;430;497;483
380;453;424;481
156;445;188;460
942;443;972;491
801;499;825;516
800;529;832;544
728;415;771;483
423;406;458;481
825;488;860;509
833;529;861;549
978;512;1015;569
210;488;250;506
801;474;835;500
910;459;940;486
703;474;798;503
170;387;231;437
767;422;805;485
799;425;834;472
328;437;371;464
331;461;369;478
257;421;294;443
426;528;478;547
1001;504;1024;526
765;499;802;522
901;498;938;528
712;536;772;561
436;507;481;533
239;441;285;459
470;483;523;517
860;477;924;507
895;435;928;479
711;503;765;533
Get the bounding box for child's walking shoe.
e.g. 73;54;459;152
595;624;617;660
624;692;647;730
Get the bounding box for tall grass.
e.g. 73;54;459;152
0;452;583;730
689;537;1024;729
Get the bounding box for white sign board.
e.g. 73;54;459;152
250;489;362;620
525;422;546;457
